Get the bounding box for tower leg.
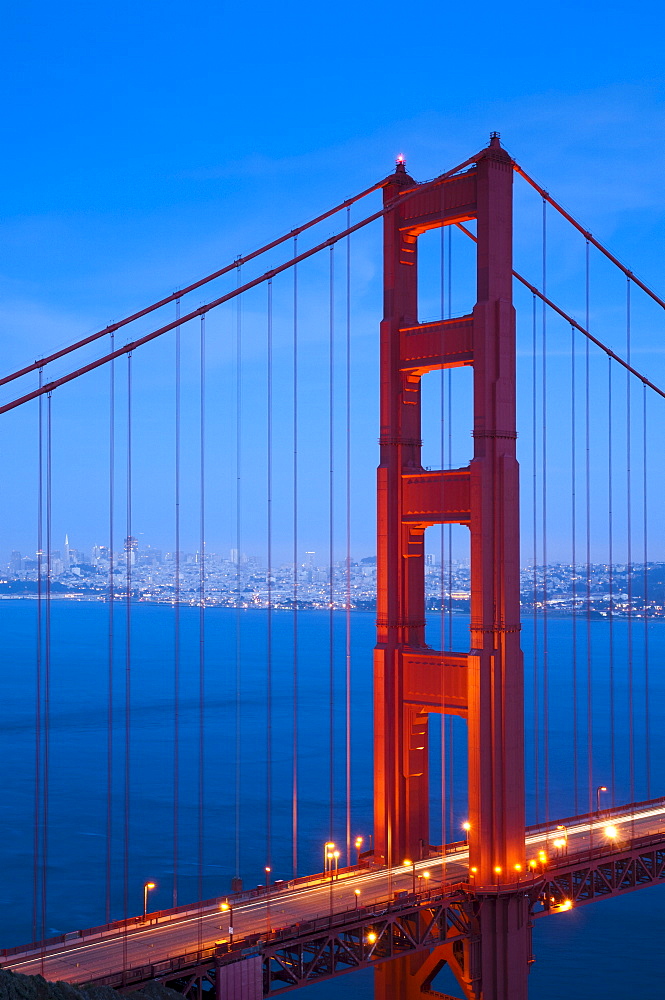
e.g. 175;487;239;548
474;893;530;1000
374;896;529;1000
374;954;425;1000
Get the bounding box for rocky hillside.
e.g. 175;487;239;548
0;970;184;1000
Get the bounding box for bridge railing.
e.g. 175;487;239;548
0;859;376;961
523;794;665;844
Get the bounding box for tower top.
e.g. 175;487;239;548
489;131;501;147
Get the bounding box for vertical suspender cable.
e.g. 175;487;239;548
571;325;578;814
531;294;539;824
107;335;115;922
198;315;206;911
643;385;650;797
446;228;454;834
235;265;242;881
173;299;181;907
608;359;616;799
123;353;132;965
541;199;549;826
626;278;634;810
292;237;299;877
33;370;43;945
328;245;335;843
41;391;52;961
345;207;352;866
585;242;593;819
266;281;273;869
439;225;447;850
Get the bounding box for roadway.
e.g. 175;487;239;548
4;798;665;986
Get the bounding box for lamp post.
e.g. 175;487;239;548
354;889;360;909
333;850;340;879
265;867;271;935
143;881;156;920
324;842;335;874
553;825;568;855
354;836;363;864
462;821;471;845
596;785;608;814
220;901;234;951
403;858;417;894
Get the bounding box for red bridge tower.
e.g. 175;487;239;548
374;134;528;999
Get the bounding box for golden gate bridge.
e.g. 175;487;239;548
0;134;663;999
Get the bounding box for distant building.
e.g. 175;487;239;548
124;536;139;566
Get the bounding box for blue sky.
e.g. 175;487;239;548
1;1;664;563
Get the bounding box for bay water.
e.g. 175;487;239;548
1;600;663;998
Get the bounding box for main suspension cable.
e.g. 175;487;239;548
454;222;665;401
513;163;665;313
1;154;484;416
0;180;391;390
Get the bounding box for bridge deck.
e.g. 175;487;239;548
3;799;664;990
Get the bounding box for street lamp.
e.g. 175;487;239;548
419;870;431;894
333;850;340;879
604;824;618;842
143;881;156;920
354;889;361;909
220;901;234;951
553;825;568;854
403;859;416;894
354;836;363;863
596;785;608;814
462;821;471;844
324;842;335;874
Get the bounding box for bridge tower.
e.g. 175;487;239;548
373;135;528;999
